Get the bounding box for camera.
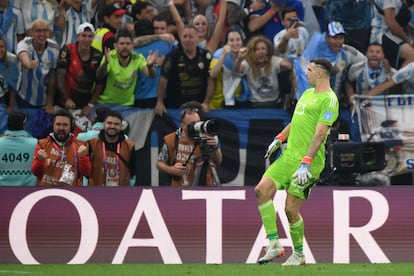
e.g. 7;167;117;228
187;120;220;139
329;141;386;173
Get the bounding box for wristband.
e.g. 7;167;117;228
87;102;94;108
301;156;313;164
147;63;154;68
276;133;285;143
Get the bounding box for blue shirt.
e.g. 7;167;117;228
133;40;174;101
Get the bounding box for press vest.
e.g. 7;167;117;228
88;137;134;186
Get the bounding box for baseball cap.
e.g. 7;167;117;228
7;111;28;131
76;22;95;35
327;21;346;36
102;3;126;17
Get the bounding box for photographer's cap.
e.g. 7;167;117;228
327;21;346;36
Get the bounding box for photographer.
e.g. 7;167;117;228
156;102;222;186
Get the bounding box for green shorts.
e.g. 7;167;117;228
263;153;324;199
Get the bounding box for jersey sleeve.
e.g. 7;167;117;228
318;91;339;126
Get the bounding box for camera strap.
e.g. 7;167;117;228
173;132;197;167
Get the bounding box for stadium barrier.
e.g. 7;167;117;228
1;186;414;264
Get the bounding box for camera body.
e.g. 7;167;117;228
329;141;386;173
187;119;219;140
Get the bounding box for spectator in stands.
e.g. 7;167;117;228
133;19;175;108
325;0;372;54
132;14;176;48
248;0;304;43
59;0;98;47
370;0;414;69
88;110;136;186
130;1;156;25
31;109;92;186
223;0;265;40
273;6;309;58
346;42;396;101
365;60;414;95
0;36;19;114
301;21;366;102
155;25;212;116
153;14;170;35
96;29;157;106
12;19;59;114
0;111;37;186
57;22;104;116
0;0;24;53
157;101;222;186
92;3;126;52
14;0;62;38
169;0;227;53
233;35;293;108
205;28;247;110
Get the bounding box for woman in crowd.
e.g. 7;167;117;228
206;28;248;110
233;35;292;108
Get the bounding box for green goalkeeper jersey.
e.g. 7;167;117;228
284;87;339;168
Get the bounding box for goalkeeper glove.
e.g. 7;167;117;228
293;156;313;186
264;134;285;159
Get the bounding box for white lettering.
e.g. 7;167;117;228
9;189;99;264
247;190;315;263
113;189;181;264
333;190;389;263
182;190;246;263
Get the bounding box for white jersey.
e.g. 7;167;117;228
60;1;94;47
0;52;19;98
0;5;24;53
241;56;284;103
16;37;59;106
273;26;309;58
370;0;404;43
347;60;396;94
16;0;58;31
392;62;414;94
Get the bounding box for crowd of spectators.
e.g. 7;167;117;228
0;0;414;186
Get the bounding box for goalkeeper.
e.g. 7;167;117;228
255;58;339;266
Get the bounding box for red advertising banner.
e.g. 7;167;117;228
1;187;413;264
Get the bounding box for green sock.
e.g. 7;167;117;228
258;201;278;240
289;216;304;253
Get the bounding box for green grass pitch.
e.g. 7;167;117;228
1;263;414;276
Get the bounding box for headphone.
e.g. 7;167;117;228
50;109;76;133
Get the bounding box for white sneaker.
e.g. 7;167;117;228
257;240;285;264
282;251;306;266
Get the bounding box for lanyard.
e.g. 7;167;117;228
102;142;120;175
52;142;78;168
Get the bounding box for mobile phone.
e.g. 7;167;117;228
290;18;299;28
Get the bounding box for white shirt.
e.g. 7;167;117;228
273;26;309;58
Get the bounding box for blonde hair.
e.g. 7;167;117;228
245;36;274;78
191;14;211;39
